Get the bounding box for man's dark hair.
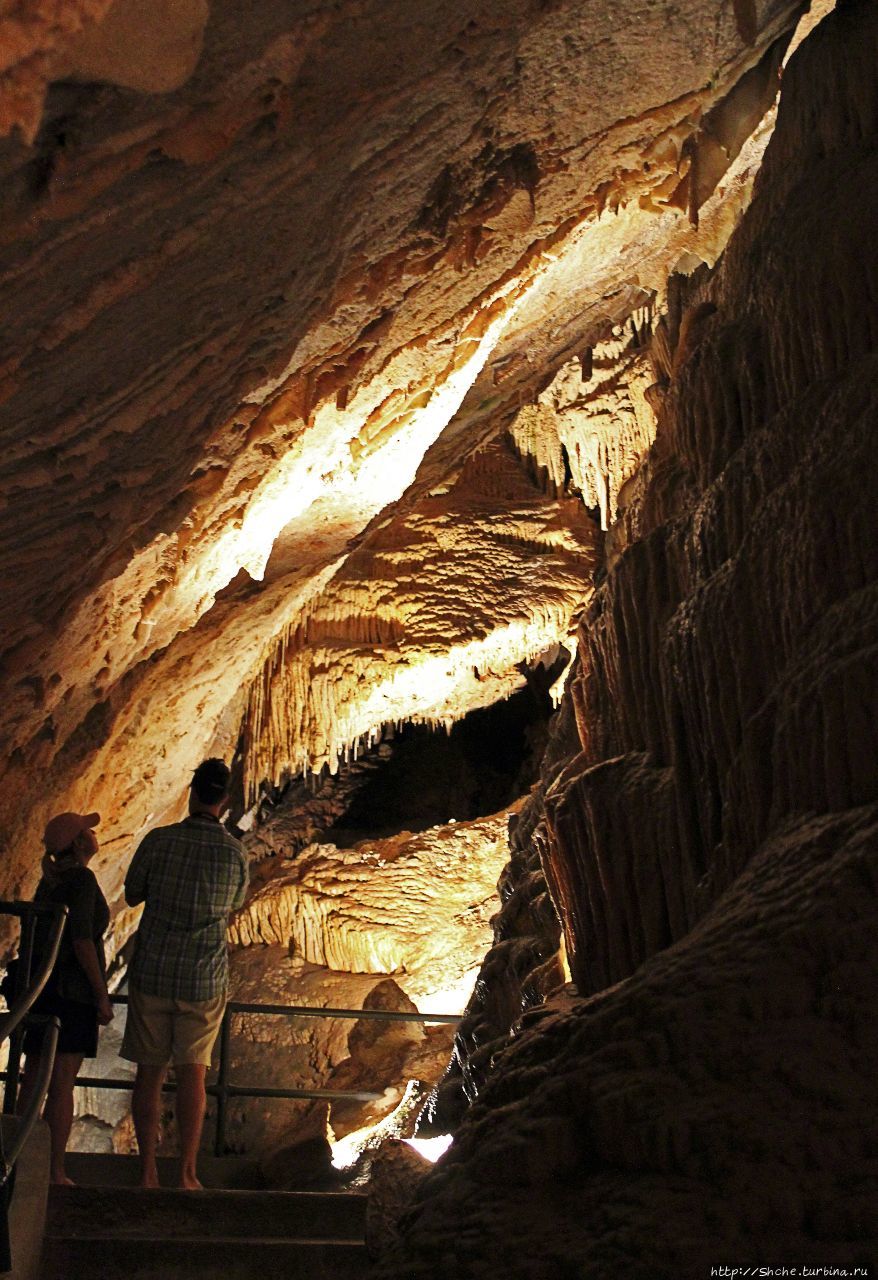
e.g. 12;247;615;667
191;758;231;805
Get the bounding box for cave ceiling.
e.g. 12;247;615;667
0;0;812;908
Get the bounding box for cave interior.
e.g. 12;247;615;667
0;0;876;1273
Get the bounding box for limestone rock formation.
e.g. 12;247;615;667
0;0;805;918
379;3;878;1271
510;328;657;530
231;807;515;1008
219;794;518;1158
241;437;598;787
423;694;579;1131
223;947;456;1165
551;0;878;997
242;745;397;868
0;0;208;141
365;1140;433;1262
1;0;871;1270
385;811;878;1277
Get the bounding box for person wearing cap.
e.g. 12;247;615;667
19;811;114;1185
120;758;248;1189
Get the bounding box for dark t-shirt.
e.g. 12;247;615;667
34;865;109;1005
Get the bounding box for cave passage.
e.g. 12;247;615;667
326;683;551;840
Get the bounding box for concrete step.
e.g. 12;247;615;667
45;1153;370;1278
47;1184;367;1241
42;1234;370;1280
64;1151;267;1189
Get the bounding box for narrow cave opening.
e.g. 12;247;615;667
242;665;562;869
325;680;553;842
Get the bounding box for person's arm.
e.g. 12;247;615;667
230;849;249;911
124;835;151;907
67;872;113;1024
71;939;113;1025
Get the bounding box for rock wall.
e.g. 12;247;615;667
420;324;662;1129
241;437;597;788
379;2;878;1271
223;951;456;1167
552;0;878;996
0;0;804;915
422;672;579;1131
230;807;515;1008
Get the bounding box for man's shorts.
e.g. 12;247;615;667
120;985;225;1067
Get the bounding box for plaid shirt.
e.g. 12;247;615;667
125;814;249;1001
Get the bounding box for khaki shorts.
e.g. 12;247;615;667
120;986;226;1067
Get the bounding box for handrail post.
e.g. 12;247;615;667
3;913;36;1116
0;1173;11;1273
213;1004;232;1158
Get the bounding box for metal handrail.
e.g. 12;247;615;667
0;900;68;1272
209;998;462;1155
0;901;68;1043
0;991;462;1157
226;1000;461;1024
2;1018;59;1176
0;902;462;1255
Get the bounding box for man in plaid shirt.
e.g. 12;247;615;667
121;758;248;1189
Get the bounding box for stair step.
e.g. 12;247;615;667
64;1151;267;1189
48;1184;367;1240
43;1235;370;1280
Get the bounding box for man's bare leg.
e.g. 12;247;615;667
43;1053;85;1185
132;1063;167;1188
175;1062;206;1189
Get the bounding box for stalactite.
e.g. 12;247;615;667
383;8;878;1273
240;440;599;797
510;330;658;531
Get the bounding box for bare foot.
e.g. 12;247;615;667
179;1171;203;1191
139;1167;161;1190
50;1173;76;1187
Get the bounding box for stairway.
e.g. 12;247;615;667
41;1154;370;1279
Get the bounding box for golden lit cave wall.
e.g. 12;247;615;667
238;437;599;791
0;0;805;904
378;4;878;1273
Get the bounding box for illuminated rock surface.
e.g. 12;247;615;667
223;952;457;1169
241;439;597;786
231;808;514;1007
0;0;803;904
